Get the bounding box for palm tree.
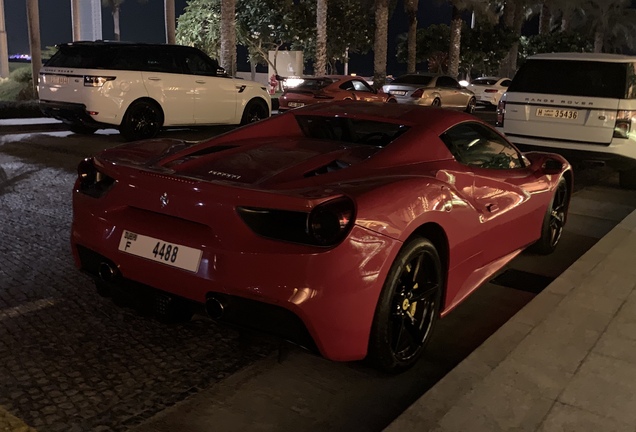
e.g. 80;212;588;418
404;0;418;73
220;0;237;75
447;0;494;79
164;0;176;44
538;0;550;34
315;0;328;76
26;0;41;95
0;0;9;78
581;0;636;53
101;0;148;41
373;0;389;87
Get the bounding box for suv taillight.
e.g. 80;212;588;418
614;110;636;139
496;100;506;127
84;76;116;87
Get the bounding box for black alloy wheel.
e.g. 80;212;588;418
369;238;442;373
240;100;268;125
121;100;163;141
530;177;569;255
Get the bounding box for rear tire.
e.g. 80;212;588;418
529;177;569;255
431;98;441;107
368;237;442;373
240;99;269;125
619;168;636;189
69;124;98;135
465;97;476;114
121;100;163;141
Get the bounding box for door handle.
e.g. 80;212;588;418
196;80;206;84
147;77;161;81
486;203;499;212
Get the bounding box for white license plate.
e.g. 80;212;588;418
536;108;579;120
47;75;69;85
288;102;305;108
118;230;202;272
390;91;407;96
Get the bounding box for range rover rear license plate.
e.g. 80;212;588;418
536;108;579;120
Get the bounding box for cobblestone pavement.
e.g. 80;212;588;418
0;131;276;431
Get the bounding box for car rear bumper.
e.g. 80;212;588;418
71;191;401;361
39;100;103;128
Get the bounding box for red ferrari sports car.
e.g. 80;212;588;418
278;75;396;112
71;101;571;372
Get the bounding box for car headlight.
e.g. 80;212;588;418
77;157;115;198
237;197;355;247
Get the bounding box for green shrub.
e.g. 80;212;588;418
0;66;36;101
0;100;43;119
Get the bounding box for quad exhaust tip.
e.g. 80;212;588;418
98;262;118;282
205;296;225;320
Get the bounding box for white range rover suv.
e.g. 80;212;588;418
497;52;636;188
39;42;271;140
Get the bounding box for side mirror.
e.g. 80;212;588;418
542;159;563;174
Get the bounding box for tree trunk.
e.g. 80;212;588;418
502;0;515;28
164;0;175;44
405;0;418;74
373;0;388;88
0;0;9;78
448;6;462;79
315;0;328;76
112;4;120;41
594;30;604;53
250;61;256;81
498;0;517;78
220;0;236;76
538;1;550;35
26;0;41;96
71;0;81;41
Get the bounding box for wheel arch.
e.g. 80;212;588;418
405;222;450;308
120;97;165;127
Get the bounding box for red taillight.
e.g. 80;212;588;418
614;110;636;139
411;89;424;98
485;89;498;93
496;100;506;127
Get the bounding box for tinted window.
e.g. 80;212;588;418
392;75;433;86
472;78;498;86
182;50;220;76
351;80;373;92
508;59;629;99
297;78;337;91
500;79;512;87
46;45;110;68
437;76;459;88
296;115;409;147
440;122;523;169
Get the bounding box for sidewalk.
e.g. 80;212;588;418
0;117;67;134
385;209;636;432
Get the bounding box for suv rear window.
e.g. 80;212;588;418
508;59;634;99
472;78;498;86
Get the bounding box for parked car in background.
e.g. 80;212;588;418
382;73;476;113
71;100;571;373
466;76;511;107
278;75;395;112
497;52;636;188
38;41;271;140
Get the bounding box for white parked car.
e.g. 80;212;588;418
497;52;636;188
466;76;511;107
38;42;271;140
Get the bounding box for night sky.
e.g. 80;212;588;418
4;0;450;75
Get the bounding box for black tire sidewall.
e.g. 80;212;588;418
241;100;267;125
530;177;568;255
368;237;442;373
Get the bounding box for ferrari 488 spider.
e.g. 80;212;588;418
72;101;571;372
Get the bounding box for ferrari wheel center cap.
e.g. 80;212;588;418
402;299;410;310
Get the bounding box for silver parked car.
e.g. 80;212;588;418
382;73;476;113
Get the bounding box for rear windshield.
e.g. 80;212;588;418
508;59;635;99
296;78;337;91
392;75;433;86
296;115;409;147
472;78;498;86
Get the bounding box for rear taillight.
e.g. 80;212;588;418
496;100;506;127
485;89;498;93
614;110;636;139
411;89;424;98
237;197;356;247
83;76;116;87
77;158;115;198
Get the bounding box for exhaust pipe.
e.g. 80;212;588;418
98;262;118;282
205;296;225;320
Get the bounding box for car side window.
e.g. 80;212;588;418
437;76;459;88
500;79;512;87
440;122;524;169
351;80;373;92
183;50;219;76
140;49;181;74
339;80;355;91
